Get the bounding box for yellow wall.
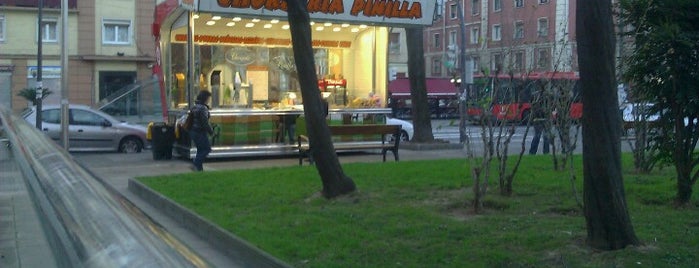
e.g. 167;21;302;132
1;10;78;55
95;62;136;72
350;28;380;101
95;0;137;56
374;27;388;102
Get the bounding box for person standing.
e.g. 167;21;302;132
529;93;551;155
189;90;214;171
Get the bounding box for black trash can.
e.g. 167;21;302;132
150;122;174;160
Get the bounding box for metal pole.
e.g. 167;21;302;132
35;0;44;129
60;0;69;150
456;0;467;143
187;11;194;108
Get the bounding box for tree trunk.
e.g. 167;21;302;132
285;0;356;198
405;27;434;143
577;0;640;250
674;116;694;205
676;166;693;206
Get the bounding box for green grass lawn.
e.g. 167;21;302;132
138;155;699;267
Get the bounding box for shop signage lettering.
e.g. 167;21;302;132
0;65;14;72
175;34;352;48
216;0;423;19
225;47;256;65
350;0;421;18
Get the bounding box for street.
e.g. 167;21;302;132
427;119;633;155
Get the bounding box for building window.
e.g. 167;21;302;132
470;27;480;44
472;56;480;72
537;48;550;69
449;30;457;47
436;1;444;18
39;17;58;42
514;51;525;72
515;0;524;8
389;32;400;54
492;25;501;41
0;15;5;42
538;18;549;37
514;21;524;39
103;19;131;44
492;53;504;73
472;0;480;16
450;3;458;19
434;32;441;48
539;0;549;4
432;58;442;76
494;0;502;12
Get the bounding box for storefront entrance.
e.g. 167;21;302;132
99;71;137;115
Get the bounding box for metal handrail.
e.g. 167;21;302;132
98;78;158;110
0;106;209;268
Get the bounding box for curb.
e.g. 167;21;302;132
401;141;463;151
128;179;292;268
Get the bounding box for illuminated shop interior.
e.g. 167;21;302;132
163;13;388;110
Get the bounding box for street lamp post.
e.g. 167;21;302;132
35;0;44;129
451;76;465;143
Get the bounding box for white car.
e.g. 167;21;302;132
621;103;658;123
386;117;413;141
22;104;149;153
621;103;696;128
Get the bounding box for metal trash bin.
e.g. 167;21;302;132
149;122;174;160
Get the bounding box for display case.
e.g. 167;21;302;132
171;108;391;159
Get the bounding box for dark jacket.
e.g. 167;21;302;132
190;102;213;135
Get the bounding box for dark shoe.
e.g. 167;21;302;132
190;165;202;172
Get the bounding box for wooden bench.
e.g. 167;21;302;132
297;124;402;165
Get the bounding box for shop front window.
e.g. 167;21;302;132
166;15;388;111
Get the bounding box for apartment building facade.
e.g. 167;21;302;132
0;0;155;113
424;0;577;79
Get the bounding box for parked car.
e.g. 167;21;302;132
386;117;413;141
621;103;659;123
22;104;148;153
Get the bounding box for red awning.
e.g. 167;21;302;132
388;78;458;97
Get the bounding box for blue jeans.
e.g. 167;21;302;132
189;130;211;171
530;123;550;155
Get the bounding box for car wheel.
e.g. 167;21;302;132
399;130;409;142
386;130;409;142
119;137;143;153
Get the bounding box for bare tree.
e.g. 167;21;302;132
577;0;640;249
285;0;356;198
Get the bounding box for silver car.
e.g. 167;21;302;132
22;104;148;153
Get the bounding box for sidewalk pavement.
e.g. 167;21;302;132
71;145;469;267
1;143;58;268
